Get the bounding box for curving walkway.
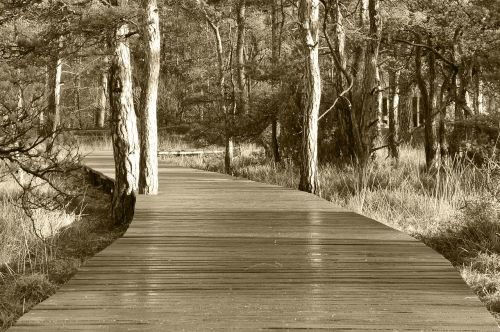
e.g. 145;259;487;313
11;151;499;331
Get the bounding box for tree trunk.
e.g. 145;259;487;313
359;0;381;165
327;0;354;161
298;0;321;194
271;0;281;162
438;76;450;160
473;64;484;114
388;69;400;159
236;0;247;115
399;82;413;142
96;57;108;128
208;22;232;173
46;55;62;142
415;34;438;169
138;0;160;195
109;0;140;225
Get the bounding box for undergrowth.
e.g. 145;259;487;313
0;170;126;330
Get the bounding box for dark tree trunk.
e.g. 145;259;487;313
415;34;438;169
399;82;414;142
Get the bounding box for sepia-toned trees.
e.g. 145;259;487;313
1;0;500;219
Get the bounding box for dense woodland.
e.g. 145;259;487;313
2;0;500;204
1;0;500;326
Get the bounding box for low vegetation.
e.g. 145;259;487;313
0;170;126;331
162;141;500;322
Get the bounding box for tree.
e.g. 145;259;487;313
298;0;321;194
138;0;160;195
109;0;140;225
96;57;108;128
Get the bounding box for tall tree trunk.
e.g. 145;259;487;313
298;0;321;194
415;34;438;169
138;0;160;195
109;0;140;225
207;21;232;173
438;76;450;160
327;0;356;161
96;59;108;128
399;82;413;142
388;69;400;159
270;0;281;162
358;0;381;166
236;0;247;115
46;54;62;143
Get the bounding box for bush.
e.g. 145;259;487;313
10;274;56;304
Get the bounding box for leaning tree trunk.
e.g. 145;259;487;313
138;0;160;195
96;57;108;128
298;0;321;194
109;0;140;225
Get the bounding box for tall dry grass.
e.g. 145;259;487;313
162;142;500;322
0;170;124;330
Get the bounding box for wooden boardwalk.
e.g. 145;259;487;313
11;151;499;331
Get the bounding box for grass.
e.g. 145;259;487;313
162;141;500;323
0;169;126;331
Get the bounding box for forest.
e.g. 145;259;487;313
1;0;500;328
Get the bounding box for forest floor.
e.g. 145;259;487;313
0;169;127;331
160;137;500;323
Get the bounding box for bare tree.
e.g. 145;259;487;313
298;0;321;194
138;0;160;195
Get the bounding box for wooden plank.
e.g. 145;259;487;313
10;150;499;331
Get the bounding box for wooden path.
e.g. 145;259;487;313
11;151;499;331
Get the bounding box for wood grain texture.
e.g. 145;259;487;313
11;151;499;331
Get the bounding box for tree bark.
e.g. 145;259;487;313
138;0;160;195
415;34;438;169
298;0;321;194
206;20;233;174
96;57;108;128
388;69;400;159
271;0;281;162
359;0;381;165
235;0;247;115
46;54;62;141
109;0;140;225
399;82;414;141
